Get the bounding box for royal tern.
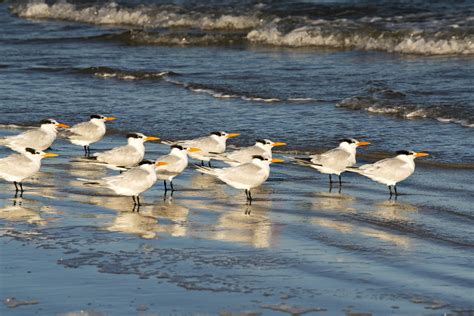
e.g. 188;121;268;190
294;138;370;187
163;131;239;167
79;160;168;209
0;119;69;152
346;150;429;196
0;147;58;194
210;139;286;166
67;114;116;155
155;145;201;192
195;155;283;203
91;133;159;169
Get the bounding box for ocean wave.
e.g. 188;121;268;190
337;89;474;128
247;23;474;55
100;30;247;46
75;66;174;81
10;1;261;30
10;1;474;55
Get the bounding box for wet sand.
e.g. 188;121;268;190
0;129;473;315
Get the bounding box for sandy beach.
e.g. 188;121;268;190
1;131;473;315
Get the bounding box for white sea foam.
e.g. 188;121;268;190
12;1;261;30
247;24;474;55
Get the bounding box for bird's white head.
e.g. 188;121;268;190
40;119;69;132
127;133;160;146
251;155;284;166
90;114;116;123
170;144;201;157
210;131;240;141
255;139;286;150
338;138;370;152
395;150;429;161
24;147;59;161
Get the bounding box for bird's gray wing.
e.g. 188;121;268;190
218;164;266;186
96;146;142;167
156;154;186;175
0;154;35;179
68;122;100;140
312;148;352;169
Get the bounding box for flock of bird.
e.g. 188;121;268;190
0;115;429;207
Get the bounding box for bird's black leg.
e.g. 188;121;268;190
248;190;252;205
136;196;141;206
388;185;393;197
19;183;24;193
208;161;212;168
329;174;333;184
394;185;398;196
170;180;175;192
164;180;168;192
83;145;87;156
201;160;204;166
132;196;136;205
338;175;342;187
13;181;19;192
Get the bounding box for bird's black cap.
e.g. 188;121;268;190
252;155;265;160
40;119;54;125
138;160;154;165
396;150;411;155
127;133;141;139
25;148;37;154
90;114;102;119
211;131;224;136
339;138;356;144
171;144;184;150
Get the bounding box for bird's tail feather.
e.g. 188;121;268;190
292;157;322;167
76;178;103;186
194;164;217;176
161;140;175;146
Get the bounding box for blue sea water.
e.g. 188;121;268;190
0;0;473;163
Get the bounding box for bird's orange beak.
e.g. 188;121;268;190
43;153;59;158
144;136;160;141
227;133;240;138
271;158;284;163
357;141;371;146
272;142;286;147
155;161;168;167
104;117;116;121
415;152;429;157
56;123;70;128
187;147;201;152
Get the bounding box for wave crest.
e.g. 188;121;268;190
11;1;261;30
337;89;474;128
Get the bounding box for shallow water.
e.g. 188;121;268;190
1;0;474;314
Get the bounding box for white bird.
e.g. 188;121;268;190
67;114;116;156
155;145;201;192
90;133;160;169
346;150;429;196
79;160;168;209
195;155;283;203
0;119;69;152
293;138;370;187
163;131;240;167
0;147;58;195
209;139;286;166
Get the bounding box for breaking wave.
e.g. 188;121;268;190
10;1;261;30
337;88;474;128
10;0;474;55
